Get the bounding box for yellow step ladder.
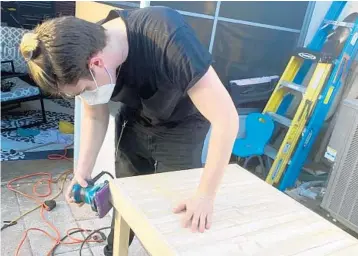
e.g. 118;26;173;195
264;48;333;185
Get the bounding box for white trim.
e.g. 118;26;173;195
74;96;82;169
217;16;301;33
323;20;355;28
209;1;221;53
104;2;303;34
104;1;140;8
177;10;215;20
140;1;150;8
297;1;316;47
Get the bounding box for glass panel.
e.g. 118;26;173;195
183;15;213;49
101;1;139;9
150;1;217;16
212;21;299;84
219;1;308;30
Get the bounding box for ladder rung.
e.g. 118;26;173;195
264;145;292;164
323;20;354;28
264;145;277;159
267;112;292;127
280;81;306;94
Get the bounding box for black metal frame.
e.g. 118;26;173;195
1;60;47;131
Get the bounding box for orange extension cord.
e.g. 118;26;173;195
6;144;103;256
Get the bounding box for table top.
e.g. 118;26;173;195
109;164;358;256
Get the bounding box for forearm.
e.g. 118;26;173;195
187;66;239;197
197;114;239;197
76;104;110;176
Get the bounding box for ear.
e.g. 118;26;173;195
88;55;105;69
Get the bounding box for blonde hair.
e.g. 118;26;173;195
20;31;57;94
20;32;38;61
19;16;107;95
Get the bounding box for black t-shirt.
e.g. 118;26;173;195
101;6;212;126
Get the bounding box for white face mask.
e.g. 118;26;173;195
79;66;116;105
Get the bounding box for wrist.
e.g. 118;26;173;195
197;171;220;199
75;168;92;178
196;185;217;199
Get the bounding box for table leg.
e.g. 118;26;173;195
113;209;130;256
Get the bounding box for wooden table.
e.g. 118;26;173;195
109;164;358;255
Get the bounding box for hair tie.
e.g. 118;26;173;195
20;32;39;62
24;51;33;62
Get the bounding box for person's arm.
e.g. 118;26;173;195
77;102;110;176
65;101;109;203
188;66;238;197
173;66;238;233
162;24;238;232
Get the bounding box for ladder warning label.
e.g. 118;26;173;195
272;161;282;180
351;33;358;46
283;143;291;153
324;146;337;162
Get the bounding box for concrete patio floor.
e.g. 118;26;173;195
1;159;148;256
1;159;357;255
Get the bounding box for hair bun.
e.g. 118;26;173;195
20;32;40;61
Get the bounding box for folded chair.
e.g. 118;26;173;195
232;112;275;171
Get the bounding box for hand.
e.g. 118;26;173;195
173;194;214;233
65;171;91;205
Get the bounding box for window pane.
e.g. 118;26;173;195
212;21;299;84
219;1;308;30
183;15;213;49
151;1;217;16
101;1;139;9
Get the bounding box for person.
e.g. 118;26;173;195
20;6;239;255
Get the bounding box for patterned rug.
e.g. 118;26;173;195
1;98;75;161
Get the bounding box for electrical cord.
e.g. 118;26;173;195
51;228;108;256
3;170;72;232
79;227;113;256
8;170;74;256
5;143;113;256
102;172;115;179
4;144;74;228
47;143;73;160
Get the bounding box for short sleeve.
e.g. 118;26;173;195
163;25;213;94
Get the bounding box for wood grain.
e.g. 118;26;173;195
109;164;358;255
113;210;130;255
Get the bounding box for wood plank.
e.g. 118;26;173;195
110;164;358;255
109;180;177;256
292;238;358;256
326;243;358;255
113;210;130;256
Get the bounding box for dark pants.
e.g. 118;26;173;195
104;108;209;255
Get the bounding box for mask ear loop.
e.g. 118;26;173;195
84;69;99;103
88;69;99;91
103;66;114;85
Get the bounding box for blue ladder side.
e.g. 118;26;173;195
295;0;347;84
277;1;347;116
279;22;358;191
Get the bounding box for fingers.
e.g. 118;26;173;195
182;210;193;228
65;179;76;203
199;213;206;233
77;177;88;188
173;202;186;213
206;213;213;229
191;213;200;233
